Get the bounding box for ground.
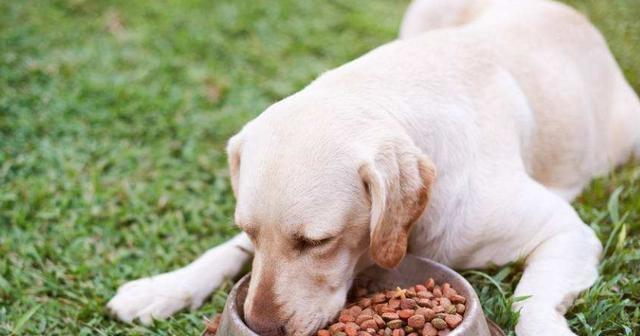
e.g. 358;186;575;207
0;0;638;335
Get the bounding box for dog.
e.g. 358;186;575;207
108;0;640;335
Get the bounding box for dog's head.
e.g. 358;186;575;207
227;102;435;335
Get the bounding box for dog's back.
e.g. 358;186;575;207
373;0;640;198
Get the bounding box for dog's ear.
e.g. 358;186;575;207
359;143;436;269
227;131;245;197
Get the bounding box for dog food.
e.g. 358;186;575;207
203;314;222;336
316;279;466;336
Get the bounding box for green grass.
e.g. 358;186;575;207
0;0;638;335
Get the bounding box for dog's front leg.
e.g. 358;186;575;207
514;224;601;336
107;233;253;324
504;188;603;336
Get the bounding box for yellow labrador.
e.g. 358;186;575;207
108;0;640;335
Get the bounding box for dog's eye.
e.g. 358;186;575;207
295;236;333;251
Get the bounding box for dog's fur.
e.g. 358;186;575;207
108;0;640;335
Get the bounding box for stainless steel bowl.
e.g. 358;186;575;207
214;255;505;336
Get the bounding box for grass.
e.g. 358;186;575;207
0;0;638;335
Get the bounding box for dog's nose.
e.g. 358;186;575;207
245;317;286;336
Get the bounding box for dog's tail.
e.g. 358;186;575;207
399;0;489;39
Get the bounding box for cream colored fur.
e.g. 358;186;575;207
108;0;640;335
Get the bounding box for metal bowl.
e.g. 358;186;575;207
214;255;505;335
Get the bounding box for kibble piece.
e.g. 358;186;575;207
425;278;435;291
392;329;405;336
407;314;425;329
430;318;447;330
373;314;386;328
357;332;372;336
400;298;417;310
334;332;347;336
340;312;356;323
417;291;433;299
357;314;373;325
388;299;401;309
417;298;432;307
384;327;393;336
450;294;466;304
381;312;400;321
398;309;415;319
361;308;375;317
415;307;435;321
387;319;404;329
350;306;363;317
403;326;414;333
432;287;442;298
372;293;387;304
422;323;438;336
317;330;331;336
455;304;466;314
360;319;378;331
330;322;346;333
407;333;418;336
445;304;457;315
345;322;361;336
444;314;463;329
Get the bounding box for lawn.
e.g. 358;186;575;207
0;0;638;335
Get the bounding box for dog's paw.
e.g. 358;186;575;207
107;270;205;325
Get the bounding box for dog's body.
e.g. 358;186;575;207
108;0;640;335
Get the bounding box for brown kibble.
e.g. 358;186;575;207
345;322;361;336
450;294;466;304
417;291;433;299
387;319;404;329
415;307;435;321
417;298;432;307
398;309;415;319
400;298;417;310
360;319;378;331
445;304;457;314
357;314;373;325
445;314;463;329
425;278;435;290
407;314;426;329
392;329;405;336
330;322;346;333
340;312;356;323
372;293;387;304
373;314;386;328
362;308;375;317
381;305;396;313
382;312;400;321
317;279;466;335
430;318;447;330
422;323;438;336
